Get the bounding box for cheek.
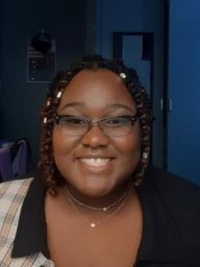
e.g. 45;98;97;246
52;129;80;180
52;129;77;161
116;127;141;154
110;133;141;181
114;129;141;167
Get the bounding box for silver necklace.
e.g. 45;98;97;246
65;179;131;212
66;182;133;228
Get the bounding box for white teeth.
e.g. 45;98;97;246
80;158;110;167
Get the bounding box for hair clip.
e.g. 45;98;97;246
43;117;47;124
134;181;140;187
142;152;148;160
119;72;126;79
56;91;62;98
46;99;51;106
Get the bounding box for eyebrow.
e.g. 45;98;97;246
60;102;83;110
60;102;135;113
107;103;135;113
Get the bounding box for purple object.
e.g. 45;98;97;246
0;146;13;181
0;139;28;182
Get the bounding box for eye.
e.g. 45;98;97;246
103;117;131;127
59;116;87;127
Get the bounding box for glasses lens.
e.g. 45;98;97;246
56;115;136;137
58;116;88;135
101;117;133;136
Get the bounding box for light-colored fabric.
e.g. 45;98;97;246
0;178;54;267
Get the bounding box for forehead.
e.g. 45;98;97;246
57;69;136;113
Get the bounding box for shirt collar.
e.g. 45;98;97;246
11;170;49;258
12;167;182;263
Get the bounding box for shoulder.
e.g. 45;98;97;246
145;165;200;203
0;177;34;197
0;177;34;214
0;169;42;198
144;165;200;215
0;177;35;251
144;165;200;261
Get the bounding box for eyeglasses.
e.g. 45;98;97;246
54;114;138;137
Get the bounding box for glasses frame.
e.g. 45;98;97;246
54;114;138;137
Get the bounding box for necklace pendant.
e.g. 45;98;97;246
90;223;96;228
103;207;107;212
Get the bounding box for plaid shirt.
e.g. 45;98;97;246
0;178;54;267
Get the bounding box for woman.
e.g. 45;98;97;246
0;55;200;266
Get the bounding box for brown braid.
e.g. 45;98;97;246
38;55;152;195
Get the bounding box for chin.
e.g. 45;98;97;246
78;185;112;198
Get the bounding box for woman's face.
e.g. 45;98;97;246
52;69;141;198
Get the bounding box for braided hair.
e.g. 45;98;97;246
38;55;152;195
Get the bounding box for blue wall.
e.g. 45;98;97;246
95;0;165;168
168;0;200;184
1;0;87;166
0;0;166;169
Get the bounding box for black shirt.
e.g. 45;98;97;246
12;166;200;266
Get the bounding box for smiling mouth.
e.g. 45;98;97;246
80;158;111;167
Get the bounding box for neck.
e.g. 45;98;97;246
65;179;133;209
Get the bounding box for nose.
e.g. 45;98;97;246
81;124;109;147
